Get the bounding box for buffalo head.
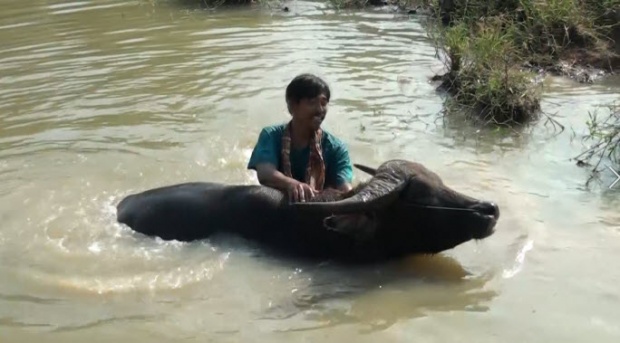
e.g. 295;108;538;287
291;160;499;254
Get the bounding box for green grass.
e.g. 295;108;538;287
430;16;542;124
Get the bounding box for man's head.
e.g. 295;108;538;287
286;74;331;132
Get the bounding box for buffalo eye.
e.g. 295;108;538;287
406;178;435;199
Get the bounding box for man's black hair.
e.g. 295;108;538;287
285;74;331;106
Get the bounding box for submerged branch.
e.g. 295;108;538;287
573;101;620;176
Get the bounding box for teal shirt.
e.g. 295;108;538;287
247;124;354;188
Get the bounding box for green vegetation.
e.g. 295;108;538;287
429;18;543;124
424;0;620;125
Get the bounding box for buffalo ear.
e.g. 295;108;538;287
354;163;377;176
323;213;378;242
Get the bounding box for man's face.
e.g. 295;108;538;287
291;93;329;132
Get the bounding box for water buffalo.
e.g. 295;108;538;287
116;159;499;263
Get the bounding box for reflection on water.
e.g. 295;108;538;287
1;0;620;342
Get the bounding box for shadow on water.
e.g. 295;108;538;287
433;96;570;158
201;233;498;332
253;252;497;333
0;226;497;335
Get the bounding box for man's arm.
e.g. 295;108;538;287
248;128;292;191
255;163;298;193
328;139;354;192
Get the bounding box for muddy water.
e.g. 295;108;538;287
1;0;619;342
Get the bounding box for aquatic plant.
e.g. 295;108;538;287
574;101;620;180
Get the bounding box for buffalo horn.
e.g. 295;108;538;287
354;163;377;176
292;172;409;214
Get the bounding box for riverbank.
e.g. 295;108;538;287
418;0;620;126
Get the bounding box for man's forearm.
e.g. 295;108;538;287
256;164;298;192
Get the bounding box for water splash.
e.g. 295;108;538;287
502;239;534;279
51;251;231;294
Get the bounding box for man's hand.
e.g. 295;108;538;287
287;181;317;203
254;163;318;202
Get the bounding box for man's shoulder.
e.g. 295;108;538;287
259;123;287;137
321;129;353;185
248;124;286;169
321;129;349;152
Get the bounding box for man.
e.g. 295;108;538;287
247;73;354;202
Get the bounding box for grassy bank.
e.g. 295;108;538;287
428;18;543;125
423;0;620;125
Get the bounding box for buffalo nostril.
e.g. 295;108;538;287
491;202;499;219
475;202;499;218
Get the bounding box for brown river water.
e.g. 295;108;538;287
1;0;620;342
